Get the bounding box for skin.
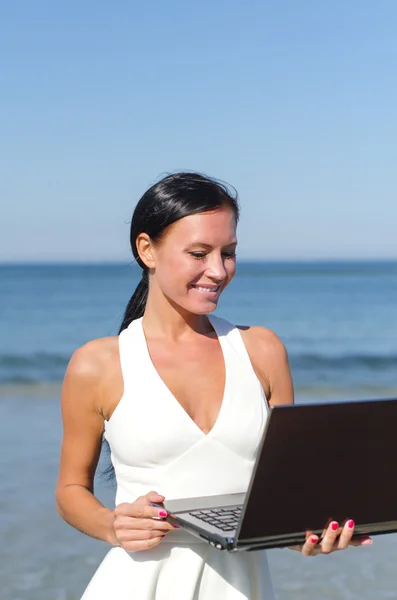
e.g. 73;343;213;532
56;206;371;557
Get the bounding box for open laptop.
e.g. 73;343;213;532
153;398;397;551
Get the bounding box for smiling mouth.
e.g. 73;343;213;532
190;284;221;294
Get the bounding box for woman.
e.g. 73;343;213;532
56;172;370;599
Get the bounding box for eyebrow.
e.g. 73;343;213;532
185;241;237;250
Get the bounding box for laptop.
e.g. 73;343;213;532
153;398;397;551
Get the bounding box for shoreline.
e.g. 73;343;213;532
2;382;397;402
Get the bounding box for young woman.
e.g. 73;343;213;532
56;173;370;599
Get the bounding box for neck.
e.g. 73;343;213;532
142;283;213;341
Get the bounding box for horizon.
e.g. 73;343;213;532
2;257;397;267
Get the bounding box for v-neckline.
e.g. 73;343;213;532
138;316;228;438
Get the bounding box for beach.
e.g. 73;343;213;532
1;261;397;599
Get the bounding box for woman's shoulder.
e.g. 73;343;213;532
62;336;122;419
65;336;120;385
237;325;293;405
237;324;288;358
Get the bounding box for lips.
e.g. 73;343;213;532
190;284;221;294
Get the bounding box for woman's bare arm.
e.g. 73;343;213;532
56;340;119;545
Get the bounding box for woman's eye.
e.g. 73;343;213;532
189;250;236;260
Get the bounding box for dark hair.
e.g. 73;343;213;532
118;172;239;333
101;172;239;483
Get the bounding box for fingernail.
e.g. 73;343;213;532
331;522;339;531
348;519;355;529
311;536;318;544
159;510;167;518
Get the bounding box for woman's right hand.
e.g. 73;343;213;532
112;491;175;552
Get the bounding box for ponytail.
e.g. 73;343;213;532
118;270;149;333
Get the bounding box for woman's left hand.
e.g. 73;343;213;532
290;519;373;557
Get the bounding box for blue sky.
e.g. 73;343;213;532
1;0;396;261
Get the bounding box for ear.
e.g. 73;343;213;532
136;233;156;269
136;233;154;269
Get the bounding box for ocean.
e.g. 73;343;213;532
1;261;397;599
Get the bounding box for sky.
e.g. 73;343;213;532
1;0;397;262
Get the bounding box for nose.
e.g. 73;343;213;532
205;254;228;282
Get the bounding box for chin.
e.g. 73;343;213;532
182;300;218;316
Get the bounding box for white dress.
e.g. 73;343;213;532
81;315;276;600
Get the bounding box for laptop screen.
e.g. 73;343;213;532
237;398;397;543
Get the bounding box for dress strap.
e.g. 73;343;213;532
208;315;257;374
117;318;144;391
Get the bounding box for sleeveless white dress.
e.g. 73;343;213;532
81;315;276;600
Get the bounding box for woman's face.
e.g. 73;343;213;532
149;207;237;315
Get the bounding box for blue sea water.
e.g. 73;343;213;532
1;261;397;599
1;261;397;396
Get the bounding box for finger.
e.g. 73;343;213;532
301;534;319;557
349;536;373;547
115;502;168;520
121;535;166;553
116;528;170;543
319;521;340;554
127;490;166;511
138;491;165;505
114;516;174;532
336;519;355;550
288;530;315;553
134;517;175;532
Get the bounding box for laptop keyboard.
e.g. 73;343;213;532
188;506;242;532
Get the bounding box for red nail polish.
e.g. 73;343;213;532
348;519;355;529
311;536;318;544
331;522;339;531
159;510;167;518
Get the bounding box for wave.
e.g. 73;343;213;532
0;350;396;386
0;352;69;384
289;353;397;371
0;353;69;368
1;381;397;403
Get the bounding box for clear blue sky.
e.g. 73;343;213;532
1;0;396;261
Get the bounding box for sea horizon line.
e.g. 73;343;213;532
1;258;397;267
